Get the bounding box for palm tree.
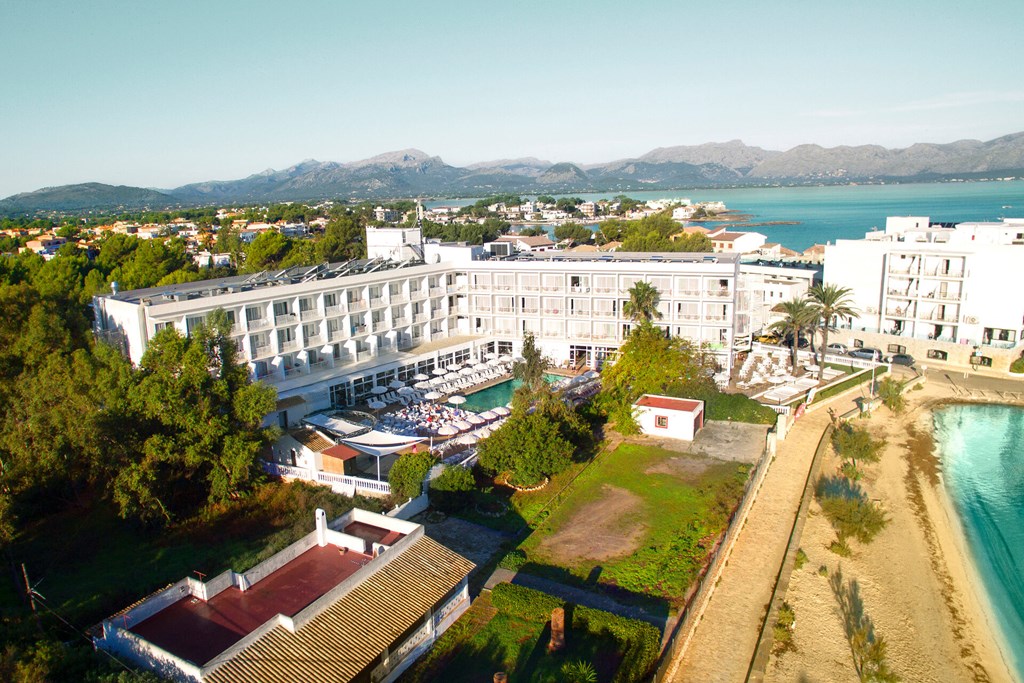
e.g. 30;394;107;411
623;280;662;322
769;297;816;373
808;284;858;380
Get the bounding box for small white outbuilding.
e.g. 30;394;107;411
632;394;705;441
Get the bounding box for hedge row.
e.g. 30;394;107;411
489;583;660;683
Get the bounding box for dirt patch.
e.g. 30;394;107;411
421;515;508;570
645;455;712;483
535;484;646;565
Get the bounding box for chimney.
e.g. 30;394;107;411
315;508;327;546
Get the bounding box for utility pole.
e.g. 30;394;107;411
21;563;36;613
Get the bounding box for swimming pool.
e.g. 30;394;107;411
460;374;561;413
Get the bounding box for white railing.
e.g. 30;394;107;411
325;304;346;317
300;309;321;321
262;461;391;495
275;313;298;325
247;318;271;330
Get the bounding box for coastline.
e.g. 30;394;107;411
765;381;1019;683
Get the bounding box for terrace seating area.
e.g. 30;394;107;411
365;356;515;410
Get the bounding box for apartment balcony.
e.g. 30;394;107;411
475;307;492;313
569;286;590;294
571;310;592;317
251;344;274;359
389;294;408;304
413;313;429;323
308;359;330;373
541;330;563;338
304;334;324;347
676;313;700;321
275;313;298;325
675;289;701;297
328;330;346;342
447;285;465;294
887;264;916;275
521;285;541;292
427;287;444;297
886;289;917;298
229;324;246;337
885;308;912;318
572;331;593;339
921;291;961;301
495;328;517;335
542;287;564;293
472;284;491;292
593;310;616;318
355;350;374;362
542;308;562;315
246;318;271;330
300;309;321;322
283;366;304;378
593;287;614;294
925;269;964;278
431;309;446;319
324;304;346;317
705;289;731;298
351;324;367;335
493;284;514;292
593;333;615;340
704;315;729;322
368;297;385;308
410;289;427;300
923;313;960;323
347;300;367;311
392;316;408;326
279;340;299;352
522;308;539;315
496;307;514;313
369;321;385;333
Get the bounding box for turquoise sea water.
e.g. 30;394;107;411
933;404;1024;680
426;181;1024;251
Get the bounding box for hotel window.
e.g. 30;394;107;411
273;301;290;318
245;306;263;323
926;349;948;360
324;292;338;309
185;316;205;335
656;415;668;429
153;322;168;334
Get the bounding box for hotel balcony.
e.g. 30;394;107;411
251;344;274;359
496;307;514;314
392;316;408;326
593;287;614;293
522;308;539;315
304;334;324;347
886;289;917;299
676;313;700;321
428;287;444;297
704;315;728;322
413;313;429;323
347;300;367;312
921;291;961;301
246;318;272;330
324;304;346;317
279;340;299;353
924;268;964;278
675;289;701;297
308;359;330;373
300;309;321;322
275;313;298;325
389;294;408;304
705;289;731;298
283;366;303;378
447;285;466;294
593;310;616;318
493;284;514;292
368;297;385;308
521;285;541;292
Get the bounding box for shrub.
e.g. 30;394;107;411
478;410;573;487
428;465;475;513
562;660;598;683
772;602;796;654
816;476;888;547
572;605;661;683
696;388;779;424
490;582;565;622
831;422;882;472
876;377;905;414
794;548;808;570
498;548;528;571
388;451;434;501
1011;354;1024;374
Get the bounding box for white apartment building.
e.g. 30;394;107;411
94;229;811;428
825;216;1024;369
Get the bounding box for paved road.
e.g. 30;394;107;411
668;393;860;683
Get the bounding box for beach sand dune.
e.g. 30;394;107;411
765;381;1017;683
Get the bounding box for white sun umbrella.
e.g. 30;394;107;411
414;380;431;389
444;372;461;382
397;386;416;395
767;376;787;385
448;395;467;406
453;420;472;431
503;355;516;362
492;406;511;416
389;379;405;389
432;367;447;375
458;434;479;445
463;360;476;367
424;391;443;400
485;352;498;359
459;366;475;375
370;385;389;395
367;399;387;410
437;425;458;436
467;414;485;425
413;373;430;381
474;363;489;371
478;410;498;421
487;358;503;367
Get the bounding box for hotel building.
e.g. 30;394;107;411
94;227;815;427
825;216;1024;370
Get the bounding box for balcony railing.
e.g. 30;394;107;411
308;360;330;373
299;309;320;322
251;344;273;359
571;310;591;317
355;350;373;362
593;310;616;317
705;289;731;298
704;315;728;322
275;313;298;325
347;300;367;311
328;330;346;342
496;307;514;313
304;334;324;347
389;294;408;304
428;287;444;297
413;313;429;323
392;316;408;326
324;304;346;317
676;313;700;320
521;285;541;292
279;340;299;352
283;366;303;378
522;308;539;315
246;318;271;330
351;324;367;335
675;289;701;297
368;297;385;308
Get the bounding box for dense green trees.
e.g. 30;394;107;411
594;212;712;252
477;408;574;487
553;222;593;243
388;451;434;500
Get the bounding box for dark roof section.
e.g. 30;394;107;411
205;536;474;683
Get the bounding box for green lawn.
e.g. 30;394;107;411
517;442;749;608
2;481;381;624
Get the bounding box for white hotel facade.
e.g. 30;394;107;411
94;227;815;427
825;216;1024;370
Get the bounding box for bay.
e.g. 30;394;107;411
425;181;1024;252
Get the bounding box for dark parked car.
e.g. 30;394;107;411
887;353;916;367
848;347;882;361
783;333;810;349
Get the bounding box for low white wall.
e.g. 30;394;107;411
190;569;235;601
111;579;191;630
98;623;202;682
238;532;318;590
324;529;368;553
388;494;429;520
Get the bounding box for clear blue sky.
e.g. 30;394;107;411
2;0;1022;197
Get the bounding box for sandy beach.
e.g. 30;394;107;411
765;379;1019;683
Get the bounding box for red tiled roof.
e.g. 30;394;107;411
322;443;360;460
634;395;703;413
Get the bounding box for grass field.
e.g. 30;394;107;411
516;442;749;608
1;481;381;624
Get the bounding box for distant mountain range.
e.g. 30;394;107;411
4;132;1024;215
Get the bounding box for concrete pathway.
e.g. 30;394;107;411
668;393;860;683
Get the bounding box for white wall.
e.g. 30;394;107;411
634;405;700;441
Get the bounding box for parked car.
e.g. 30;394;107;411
826;343;849;355
783;333;810;349
848;347;882;360
756;333;780;344
886;353;916;367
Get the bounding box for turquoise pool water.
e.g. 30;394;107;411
933;404;1024;680
460;374;561;413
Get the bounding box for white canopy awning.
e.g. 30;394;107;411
342;430;426;457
